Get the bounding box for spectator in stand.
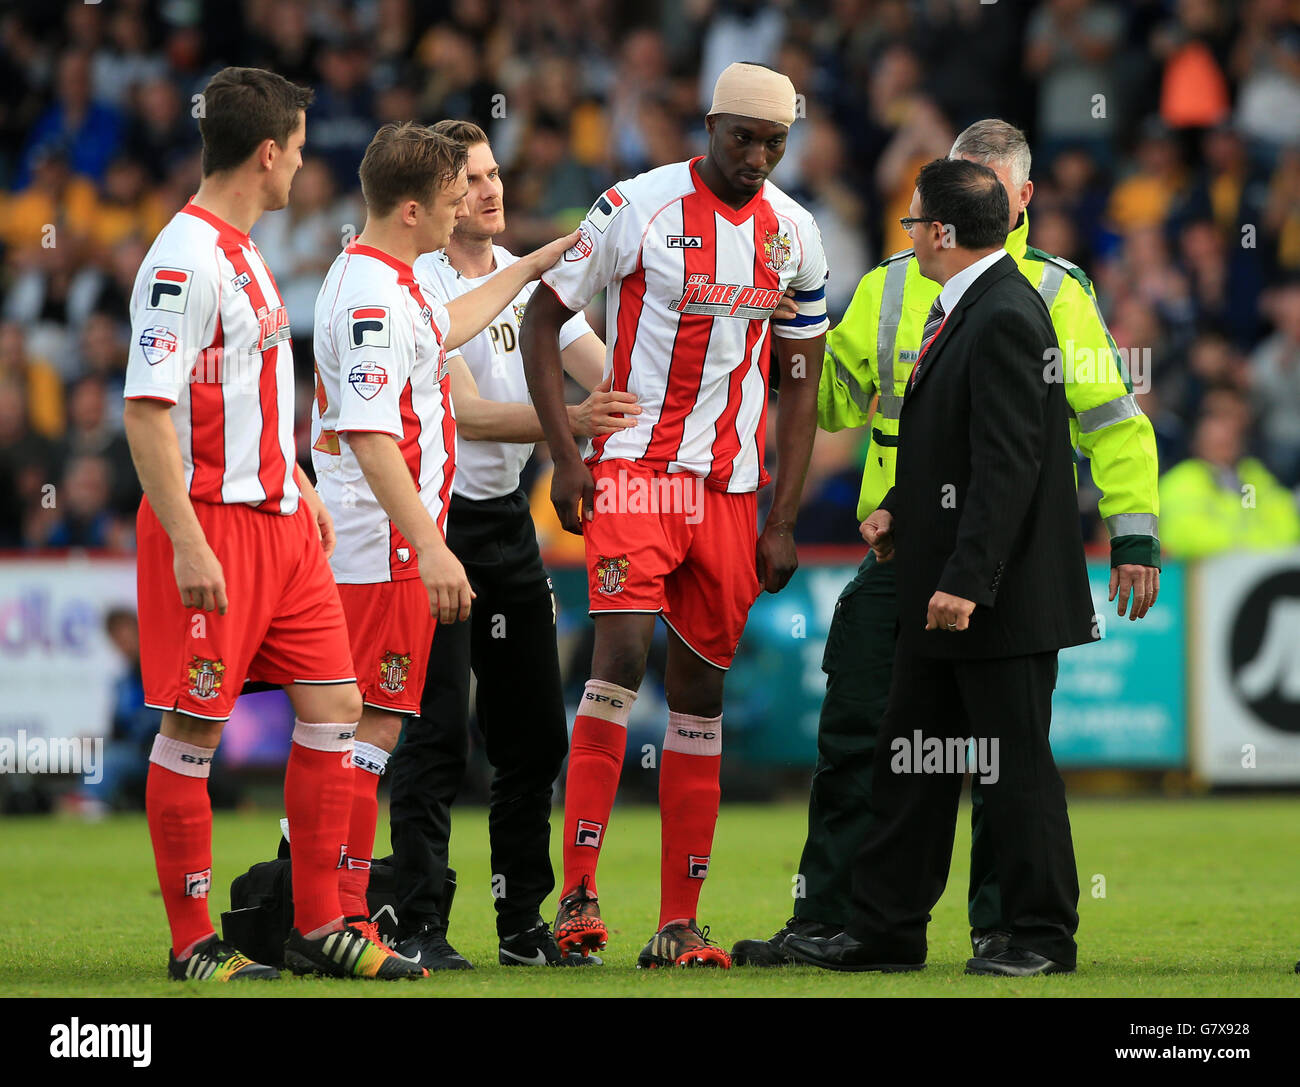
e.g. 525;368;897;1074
0;321;64;440
1230;0;1300;167
0;385;60;548
29;453;128;551
0;146;97;257
123;78;199;185
19;49;123;186
58;375;138;517
1025;0;1124;166
1106;119;1190;233
1160;389;1300;558
308;42;376;192
88;156;169;259
1263;147;1300;276
1250;278;1300;487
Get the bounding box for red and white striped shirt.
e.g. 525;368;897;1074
311;242;455;585
124;201;300;513
542;157;829;492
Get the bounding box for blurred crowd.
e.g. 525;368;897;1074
2;0;1299;557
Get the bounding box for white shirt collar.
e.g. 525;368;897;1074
937;248;1007;317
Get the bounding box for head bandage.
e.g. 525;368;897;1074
707;63;797;127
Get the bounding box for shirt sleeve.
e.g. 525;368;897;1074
414;256;461;361
334;291;414;439
123;251;219;404
541;184;641;313
772;215;830;340
557;307;595;352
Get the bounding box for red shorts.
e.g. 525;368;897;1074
584;460;760;669
337;579;435;714
137;497;355;721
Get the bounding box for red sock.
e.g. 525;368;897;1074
146;734;217;958
561;680;637;898
658;711;722;929
284;720;356;934
340;741;388;918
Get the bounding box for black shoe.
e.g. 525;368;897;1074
970;928;1013;959
731;917;842;967
396;921;474;971
500;919;602;966
283;926;428;979
965;948;1074;976
168;935;280;981
784;932;925;973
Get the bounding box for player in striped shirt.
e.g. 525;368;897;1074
310;123;579;947
521;62;830;968
123;68;421;981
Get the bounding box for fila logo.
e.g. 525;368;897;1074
337;845;349;870
584;692;625;708
184;868;211;898
666;235;703;248
586;186;626;233
232;271;251;291
675;729;717;740
147;267;191;313
345;857;372;871
349;306;390;348
687;855;710;879
575;819;604;848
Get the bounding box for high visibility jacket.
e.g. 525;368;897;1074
818;212;1162;568
1158;457;1300;559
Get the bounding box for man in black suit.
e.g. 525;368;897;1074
786;158;1098;977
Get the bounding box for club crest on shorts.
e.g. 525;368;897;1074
575;819;604;848
378;652;412;694
688;854;710;879
763;230;792;273
186;656;226;701
594;554;630;595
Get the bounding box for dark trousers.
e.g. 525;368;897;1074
847;644;1079;967
794;551;1006;932
387;490;568;939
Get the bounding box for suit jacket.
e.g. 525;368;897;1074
878;253;1097;659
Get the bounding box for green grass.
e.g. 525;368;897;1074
2;798;1298;997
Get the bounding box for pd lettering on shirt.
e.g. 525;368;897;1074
147;267;192;313
347;361;389;400
350;306;390;349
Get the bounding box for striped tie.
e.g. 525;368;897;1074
907;297;946;390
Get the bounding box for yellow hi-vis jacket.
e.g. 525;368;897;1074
1158;457;1300;560
818;212;1162;568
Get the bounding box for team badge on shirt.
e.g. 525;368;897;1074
763;230;792;273
378;652;412;694
349;306;390;348
186;656;226;701
137;326;178;366
512;301;528;326
594;554;630;595
347;361;388;400
147;267;192;313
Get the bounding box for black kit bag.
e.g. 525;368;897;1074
221;830;456;967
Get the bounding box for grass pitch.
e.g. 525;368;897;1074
1;797;1297;997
